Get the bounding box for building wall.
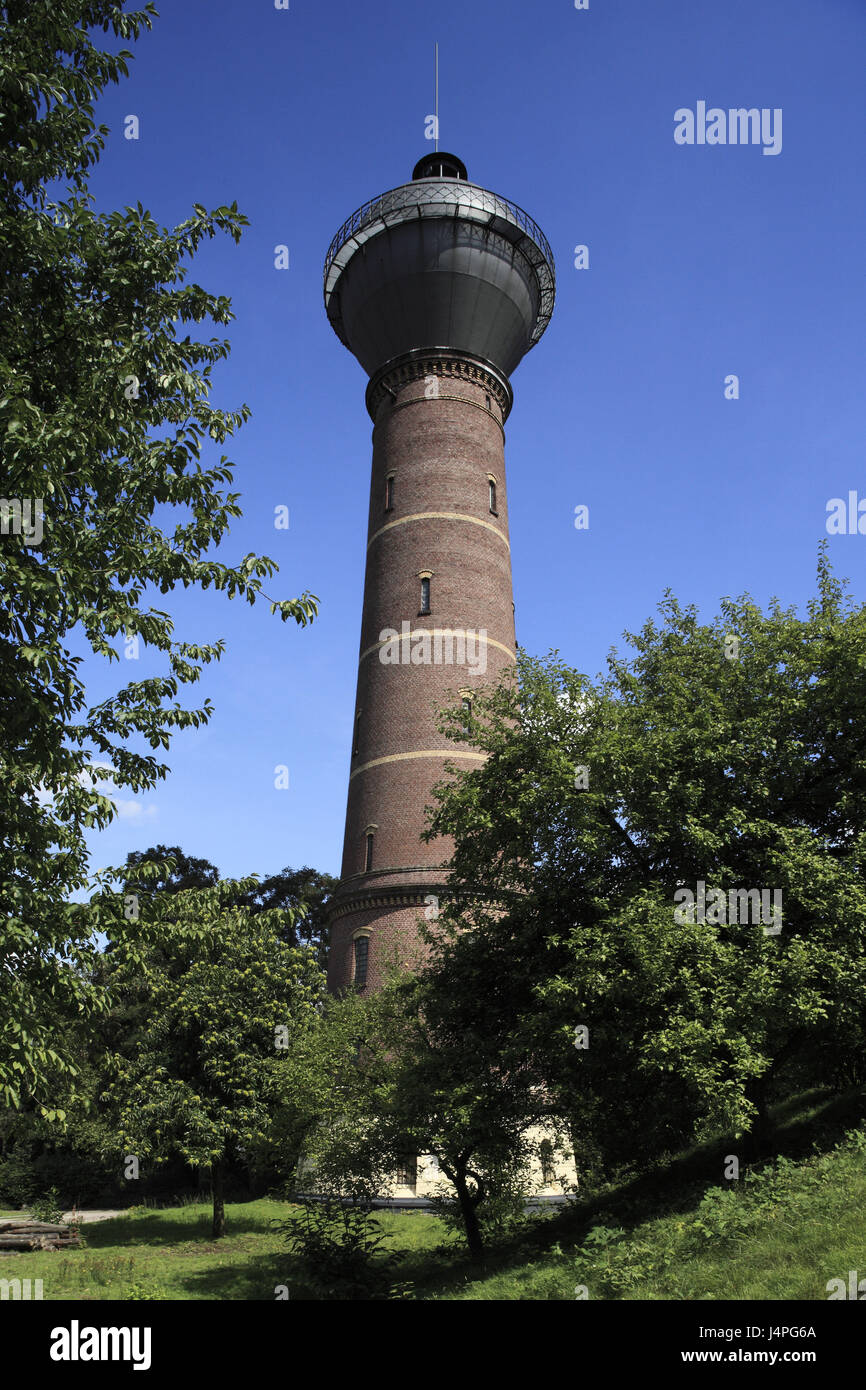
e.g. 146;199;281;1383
386;1127;579;1199
327;354;517;992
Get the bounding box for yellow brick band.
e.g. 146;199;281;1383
349;749;487;781
367;511;510;551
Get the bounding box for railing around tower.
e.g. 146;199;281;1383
323;179;555;347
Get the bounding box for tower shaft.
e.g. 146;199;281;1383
327;350;516;991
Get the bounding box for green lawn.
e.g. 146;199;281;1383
0;1200;451;1300
2;1089;864;1300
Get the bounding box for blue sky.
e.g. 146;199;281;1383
76;0;866;883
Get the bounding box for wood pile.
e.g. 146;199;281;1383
0;1219;81;1251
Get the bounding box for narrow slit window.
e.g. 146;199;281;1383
485;392;491;410
365;831;374;872
488;478;498;514
353;936;369;989
385;474;395;511
540;1140;555;1185
461;696;472;733
353;711;361;756
420;577;431;614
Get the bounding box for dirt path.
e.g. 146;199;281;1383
61;1209;125;1224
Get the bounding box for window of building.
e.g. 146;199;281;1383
485;392;491;410
353;710;361;756
364;831;374;872
385;473;395;511
353;935;369;989
539;1139;555;1186
461;696;472;733
420;576;431;615
488;477;498;515
394;1155;416;1188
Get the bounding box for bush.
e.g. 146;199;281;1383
276;1198;408;1300
28;1186;64;1224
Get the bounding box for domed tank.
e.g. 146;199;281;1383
323;153;555;382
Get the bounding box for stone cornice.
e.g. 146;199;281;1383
366;348;513;424
328;878;452;923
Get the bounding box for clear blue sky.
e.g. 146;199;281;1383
76;0;866;883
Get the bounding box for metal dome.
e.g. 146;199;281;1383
323;167;555;381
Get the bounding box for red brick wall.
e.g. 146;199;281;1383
327;355;517;993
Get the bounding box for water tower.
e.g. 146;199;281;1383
323;151;555;992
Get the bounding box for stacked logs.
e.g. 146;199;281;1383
0;1219;81;1251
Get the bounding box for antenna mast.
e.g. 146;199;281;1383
434;42;439;152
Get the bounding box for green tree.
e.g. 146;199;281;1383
371;978;565;1265
286;982;560;1265
124;845;220;896
241;866;338;967
103;876;325;1237
95;848;224;1064
421;550;866;1174
0;2;317;1114
102;850;333;1047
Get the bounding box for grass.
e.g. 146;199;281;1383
439;1085;866;1301
2;1087;864;1300
0;1200;307;1300
437;1129;866;1300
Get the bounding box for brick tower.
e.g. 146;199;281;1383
324;152;555;994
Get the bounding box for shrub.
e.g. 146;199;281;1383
28;1186;64;1224
276;1198;408;1300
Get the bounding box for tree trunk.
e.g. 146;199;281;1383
211;1159;226;1239
453;1169;484;1267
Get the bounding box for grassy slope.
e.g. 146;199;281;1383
447;1087;866;1301
443;1131;866;1300
2;1089;864;1300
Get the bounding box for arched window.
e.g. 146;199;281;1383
461;696;472;733
488;477;498;515
365;831;374;872
420;576;431;615
385;474;395;511
353;935;369;989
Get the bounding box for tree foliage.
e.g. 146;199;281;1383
0;1;317;1113
98;872;325;1236
240;865;338;967
285;981;562;1265
420;550;866;1172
